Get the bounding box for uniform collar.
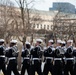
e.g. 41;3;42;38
56;46;61;49
48;45;53;48
0;45;4;48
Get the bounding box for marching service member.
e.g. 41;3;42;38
21;41;31;75
43;39;55;75
0;39;6;75
64;40;74;75
30;39;43;75
53;40;64;75
5;40;20;75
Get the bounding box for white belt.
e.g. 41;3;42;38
46;57;53;60
9;57;16;60
0;55;5;58
32;58;40;60
24;57;29;60
65;58;74;60
54;58;62;61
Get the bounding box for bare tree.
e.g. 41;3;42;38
10;0;42;45
0;0;17;44
52;9;76;46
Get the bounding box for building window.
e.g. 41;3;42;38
51;25;53;29
47;25;49;29
44;25;46;29
37;24;39;28
33;24;35;28
41;24;42;29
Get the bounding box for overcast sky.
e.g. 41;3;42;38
33;0;76;11
10;0;76;11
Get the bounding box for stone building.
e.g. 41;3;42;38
0;4;76;43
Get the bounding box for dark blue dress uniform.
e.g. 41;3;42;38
64;46;74;75
21;48;30;75
5;45;20;75
43;46;54;75
73;48;76;75
53;46;63;75
0;45;6;75
30;45;43;75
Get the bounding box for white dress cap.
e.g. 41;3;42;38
48;40;53;43
0;39;5;42
57;40;62;43
61;41;66;44
67;40;73;43
10;40;17;43
25;41;30;45
36;39;43;43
